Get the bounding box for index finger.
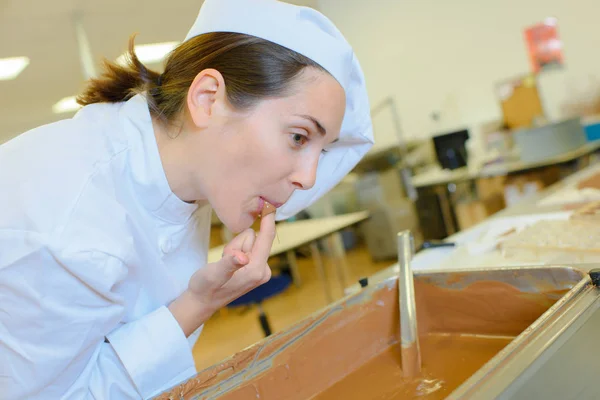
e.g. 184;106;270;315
250;212;276;261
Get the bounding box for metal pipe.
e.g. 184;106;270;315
370;96;418;201
398;230;421;377
72;12;97;80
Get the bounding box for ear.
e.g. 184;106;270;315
186;68;227;129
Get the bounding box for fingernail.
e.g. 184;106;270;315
234;255;243;264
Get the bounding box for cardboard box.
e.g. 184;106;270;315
476;176;507;199
455;194;506;231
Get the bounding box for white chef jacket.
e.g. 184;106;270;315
0;94;211;399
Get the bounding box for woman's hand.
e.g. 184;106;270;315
169;213;276;337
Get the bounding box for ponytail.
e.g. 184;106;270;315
77;35;161;106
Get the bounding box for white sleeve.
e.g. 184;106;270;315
0;231;196;400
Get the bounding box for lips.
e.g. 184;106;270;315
265;199;284;208
252;197;283;219
260;196;283;209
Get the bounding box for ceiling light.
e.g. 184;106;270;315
116;41;179;66
52;96;82;114
0;56;30;80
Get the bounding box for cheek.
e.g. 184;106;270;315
239;152;290;193
241;133;293;184
218;116;295;195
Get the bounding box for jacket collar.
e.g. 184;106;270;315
119;94;200;224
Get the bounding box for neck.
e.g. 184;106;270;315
152;117;208;203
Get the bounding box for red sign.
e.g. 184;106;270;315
524;18;564;73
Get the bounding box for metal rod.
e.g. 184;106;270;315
328;233;350;292
398;230;422;377
286;250;302;287
310;241;333;304
72;12;97;80
370;96;418;201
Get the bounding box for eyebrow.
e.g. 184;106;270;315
296;114;327;136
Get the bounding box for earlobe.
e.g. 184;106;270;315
186;69;226;129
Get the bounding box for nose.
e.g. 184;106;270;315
290;155;319;190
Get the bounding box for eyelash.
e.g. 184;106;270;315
291;133;329;154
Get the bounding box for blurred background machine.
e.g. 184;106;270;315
355;166;423;261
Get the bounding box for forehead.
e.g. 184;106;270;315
255;69;346;139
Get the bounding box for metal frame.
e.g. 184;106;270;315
448;273;594;398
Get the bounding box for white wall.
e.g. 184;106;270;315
318;0;600;152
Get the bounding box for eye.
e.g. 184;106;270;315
321;148;329;154
291;133;309;148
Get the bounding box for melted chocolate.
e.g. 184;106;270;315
261;201;276;217
313;334;513;400
155;277;568;400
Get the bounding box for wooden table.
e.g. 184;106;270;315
209;211;370;303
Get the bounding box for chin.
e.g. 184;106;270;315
220;213;255;235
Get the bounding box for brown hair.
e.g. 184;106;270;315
77;33;325;124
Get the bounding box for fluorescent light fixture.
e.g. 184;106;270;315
0;56;30;80
116;41;179;66
52;96;82;114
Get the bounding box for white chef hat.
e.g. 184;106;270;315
184;0;374;220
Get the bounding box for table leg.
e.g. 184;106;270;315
327;233;350;294
286;250;302;287
435;184;456;236
309;241;332;303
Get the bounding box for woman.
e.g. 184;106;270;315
0;0;373;398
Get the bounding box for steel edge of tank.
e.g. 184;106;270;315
353;264;592;399
346;265;587;296
447;268;597;399
411;265;585;292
